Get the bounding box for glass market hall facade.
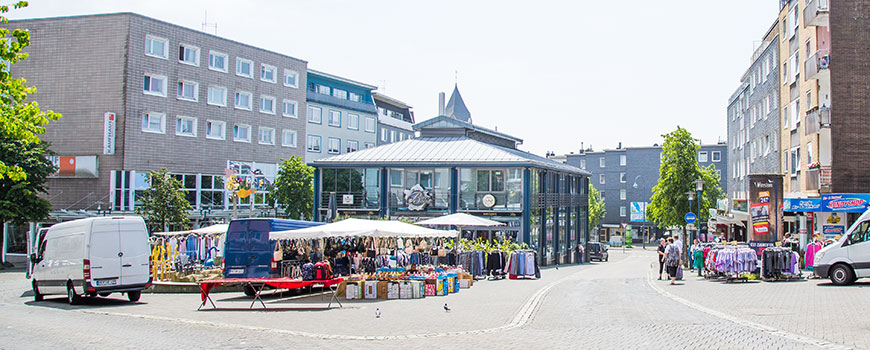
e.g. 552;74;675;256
312;116;591;265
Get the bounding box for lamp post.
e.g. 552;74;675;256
199;205;211;228
96;202;110;216
692;179;705;242
685;190;695;266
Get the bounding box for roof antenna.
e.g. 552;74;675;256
202;10;218;35
454;69;458;86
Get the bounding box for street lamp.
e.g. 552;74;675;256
199;205;211;227
685;190;694;266
96;202;110;216
692;179;705;242
632;175;642;189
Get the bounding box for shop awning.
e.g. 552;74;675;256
270;218;456;239
708;214;746;227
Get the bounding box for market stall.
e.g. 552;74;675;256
151;223;228;282
197;277;344;310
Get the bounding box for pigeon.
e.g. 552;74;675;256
375;308;381;318
443;303;451;312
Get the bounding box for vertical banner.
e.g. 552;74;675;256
748;174;783;242
103;112;116;155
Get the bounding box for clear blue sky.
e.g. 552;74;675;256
10;0;779;155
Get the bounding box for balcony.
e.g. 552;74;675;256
804;107;831;134
805;168;819;191
804;0;829;27
820;165;833;193
805;49;830;81
306;91;378;114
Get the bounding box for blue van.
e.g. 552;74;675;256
223;218;323;281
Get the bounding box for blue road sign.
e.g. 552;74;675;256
684;212;697;224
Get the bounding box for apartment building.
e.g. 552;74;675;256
373;92;415;145
305;70;378;163
1;13;308;217
727;20;782;200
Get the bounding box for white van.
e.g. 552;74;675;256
814;209;870;285
30;216;152;304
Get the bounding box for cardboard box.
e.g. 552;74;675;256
345;282;363;300
363;281;378;299
399;281;413;299
447;277;455;293
387;282;400;299
411;280;425;298
377;281;389;299
459;279;471;289
424;283;436;296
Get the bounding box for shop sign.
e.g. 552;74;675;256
731;199;748;213
821;194;870;213
103;112;116;155
481;194;496;208
342;194;354;205
822;225;845;240
750;203;770;234
404;184;432;211
630;202;647;222
748;241;775;257
748;175;783;242
782;198;821;212
48;155;99;178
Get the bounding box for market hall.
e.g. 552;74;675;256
310;116;592;266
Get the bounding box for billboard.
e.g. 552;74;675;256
748;174;783;242
630;202;647;222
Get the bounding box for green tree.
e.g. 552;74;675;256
0;136;54;265
268;156;314;220
136;168;192;233
0;2;63;181
647;127;724;230
588;182;605;232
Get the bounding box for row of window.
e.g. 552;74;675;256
698;151;721;163
143;73;299;117
307;105;376;132
308;83;364;103
145;35;300;87
306;134;374;154
380;128;412;143
140;112;298;147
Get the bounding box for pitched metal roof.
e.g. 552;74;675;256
444;85;471;122
312;136;590;175
413;116;523;144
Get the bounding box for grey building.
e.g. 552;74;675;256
561;143;728;241
305;70;378;163
727;20;782;200
3;13;308;217
373;92;415;145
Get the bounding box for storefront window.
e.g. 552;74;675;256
321;168;378;209
389;167;449;211
460;168;522;210
506;168;522;209
559;208;568;263
545;207;555;265
530;207;541;252
4;224;29;254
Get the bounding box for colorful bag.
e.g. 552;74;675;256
301;263;314;281
676;266;683;280
424;283;436;296
314;261;333;280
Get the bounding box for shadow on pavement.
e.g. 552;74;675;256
816;281;870;287
24;295;147;310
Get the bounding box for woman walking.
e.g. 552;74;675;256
657;238;666;280
663;237;681;285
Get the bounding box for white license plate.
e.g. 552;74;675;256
229;268;244;275
95;278;118;286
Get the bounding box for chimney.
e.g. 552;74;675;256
438;92;446;116
618;142;622;149
580;142;584;154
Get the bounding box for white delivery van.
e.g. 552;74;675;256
30;216;152;304
814;209;870;285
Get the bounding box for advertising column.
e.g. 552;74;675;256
748;174;783;243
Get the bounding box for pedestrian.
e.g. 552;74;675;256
663;237;681;285
692;239;703;277
577;243;584;264
657;238;666;280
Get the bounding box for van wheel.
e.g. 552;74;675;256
67;283;81;305
830;264;856;286
98;293;111;297
32;281;43;302
243;285;257;297
127;291;141;302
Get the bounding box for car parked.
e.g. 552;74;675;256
587;242;609;262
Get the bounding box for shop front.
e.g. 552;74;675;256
783;193;870;241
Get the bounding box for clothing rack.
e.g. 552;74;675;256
761;247;802;281
505;249;540;279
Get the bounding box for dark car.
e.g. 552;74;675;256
587;242;609;262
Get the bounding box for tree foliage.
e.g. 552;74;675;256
0;4;63;181
0;136;54;227
268;156;314;220
647;127;724;229
136;168;192;232
588;182;606;232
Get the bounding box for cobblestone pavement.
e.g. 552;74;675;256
0;250;856;349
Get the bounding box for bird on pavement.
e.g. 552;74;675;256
375;308;381;318
443;303;451;312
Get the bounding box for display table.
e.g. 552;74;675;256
197;277;345;310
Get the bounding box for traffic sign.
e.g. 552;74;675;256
684;212;697;224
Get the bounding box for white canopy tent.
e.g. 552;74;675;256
416;212;505;228
152;223;229;237
270;218;456;240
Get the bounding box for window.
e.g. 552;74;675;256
348;114;359;130
236;57;253;78
259;95;276;114
764;134;771;155
789;53;799;83
620;172;626;183
283;70;299;88
282;129;297;148
258;127;275;145
620;189;626;200
391;130;397;142
307;135;321;152
381;129;388;142
364;117;376;133
846;222;870;246
579;159;586;169
364;142;375;149
206;120;225;140
475;170;505;192
176;80;198;101
765;95;771;115
599;191;605;201
806;90;812;110
258;64;276;83
698;151;708;163
327;137;340;154
349;92;362;102
619;155;626;166
328;110;341;127
207;86;227;106
178;44;200;66
390;169;404;187
316;84;330;95
233;124;251;142
141;112;165;133
807;142;813;164
143;73;167;97
208;51;228;72
332;88;347;100
144;35;168;59
308;106;322;124
378;107;388;117
234;91;252;110
599;174;605;184
783;62;788;85
175;116;197;137
347;140;359;153
712;151;721;162
620;206;627;217
790;98;800;130
282;100;298;118
599;157;605;167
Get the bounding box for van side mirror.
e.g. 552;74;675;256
30;253;38;263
